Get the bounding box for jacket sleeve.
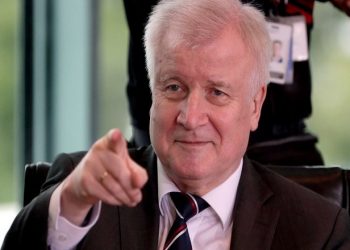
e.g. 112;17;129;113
1;152;85;250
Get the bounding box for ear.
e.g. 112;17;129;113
250;84;267;131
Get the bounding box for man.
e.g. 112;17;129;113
2;0;350;249
124;0;350;166
271;40;284;63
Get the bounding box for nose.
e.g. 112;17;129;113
176;91;208;129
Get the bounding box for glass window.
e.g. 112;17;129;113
0;0;20;243
308;2;350;168
97;0;131;139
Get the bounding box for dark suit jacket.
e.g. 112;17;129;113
2;146;350;250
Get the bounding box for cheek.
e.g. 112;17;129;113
214;105;252;142
151;101;168;126
149;103;161;141
219;116;250;156
150;101;177;140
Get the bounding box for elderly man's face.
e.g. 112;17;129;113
149;28;266;195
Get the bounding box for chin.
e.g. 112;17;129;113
171;159;211;178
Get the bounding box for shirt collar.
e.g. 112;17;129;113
157;158;243;230
158;159;181;216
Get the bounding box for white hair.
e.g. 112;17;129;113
144;0;271;95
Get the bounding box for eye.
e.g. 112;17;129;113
166;84;181;92
163;82;186;100
208;88;230;106
212;89;225;96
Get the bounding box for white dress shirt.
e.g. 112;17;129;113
47;159;243;250
157;159;242;250
47;183;101;250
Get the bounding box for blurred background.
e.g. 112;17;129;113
0;0;349;243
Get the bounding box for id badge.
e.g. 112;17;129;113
278;15;309;62
267;21;293;85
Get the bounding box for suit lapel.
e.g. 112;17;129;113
230;158;280;250
120;146;160;250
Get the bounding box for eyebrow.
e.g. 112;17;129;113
157;69;183;81
207;79;232;90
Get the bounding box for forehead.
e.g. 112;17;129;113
155;27;252;85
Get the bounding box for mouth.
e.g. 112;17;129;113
175;140;211;147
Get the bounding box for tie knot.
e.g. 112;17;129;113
170;192;209;222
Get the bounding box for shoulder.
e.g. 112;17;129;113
248;158;340;211
246;158;350;245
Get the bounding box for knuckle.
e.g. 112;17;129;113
82;157;94;169
90;142;102;154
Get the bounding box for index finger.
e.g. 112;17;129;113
105;128;128;157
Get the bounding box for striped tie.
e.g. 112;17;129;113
163;192;209;250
